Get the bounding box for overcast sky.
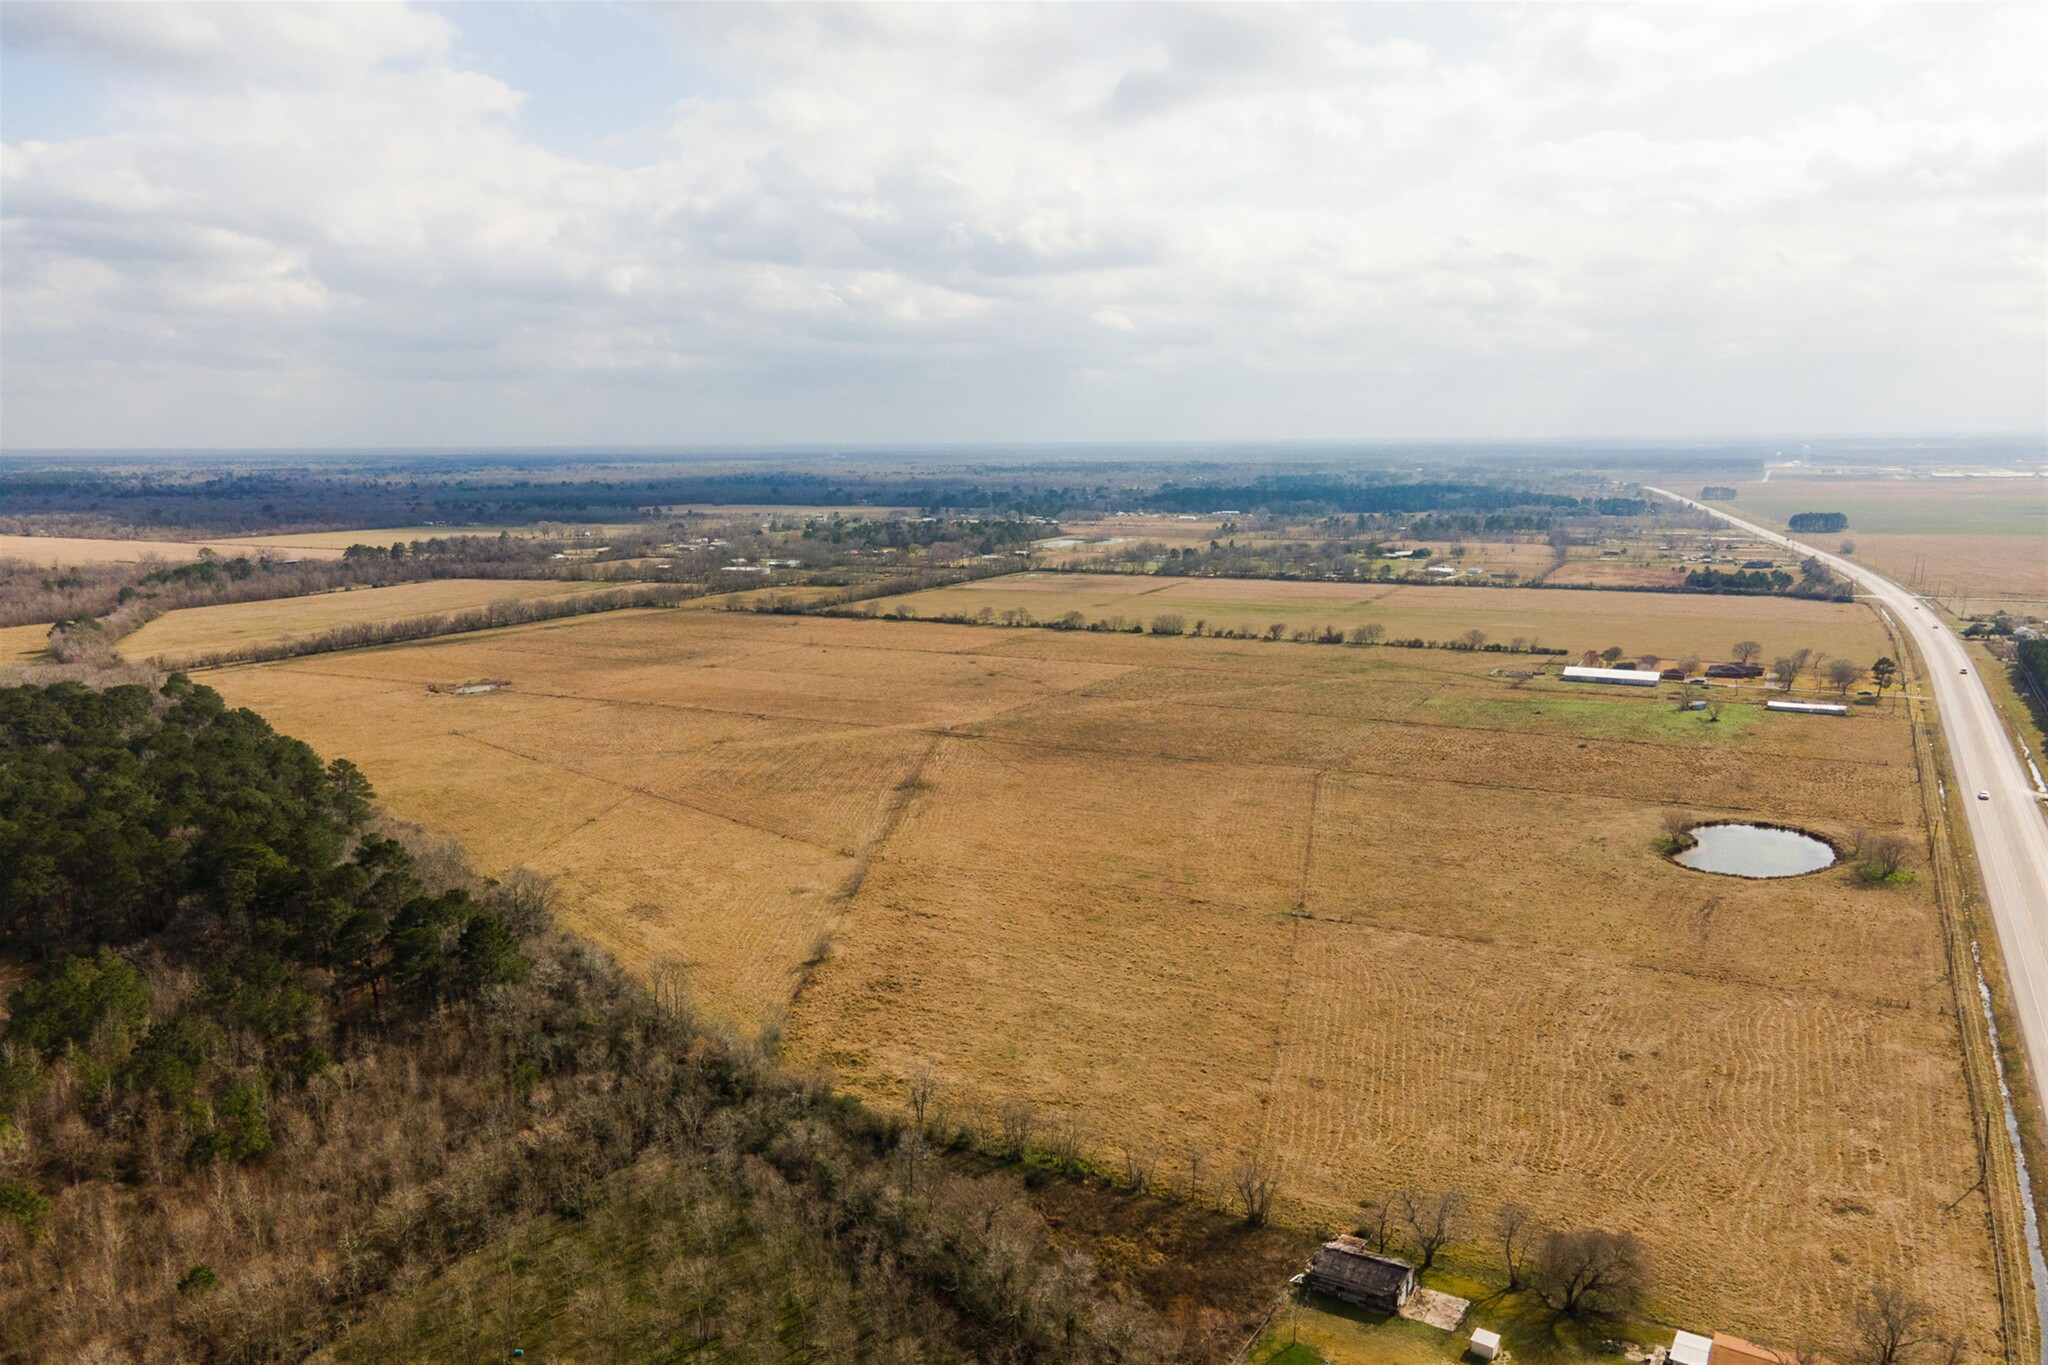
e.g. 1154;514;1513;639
1;2;2042;450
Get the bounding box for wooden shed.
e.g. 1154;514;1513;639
1302;1236;1415;1312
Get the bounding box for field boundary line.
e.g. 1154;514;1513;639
791;733;949;1007
446;728;852;857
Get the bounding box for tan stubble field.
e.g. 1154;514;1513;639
202;599;1995;1350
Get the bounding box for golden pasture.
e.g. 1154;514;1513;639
214;526;547;553
0;534;321;567
877;571;1891;664
0;622;52;668
204;605;1991;1347
120;579;618;663
0;525;570;567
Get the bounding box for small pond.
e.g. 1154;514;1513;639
1673;823;1836;878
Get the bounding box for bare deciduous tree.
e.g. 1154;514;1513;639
1845;1280;1933;1365
1120;1140;1156;1192
649;959;694;1025
1349;623;1386;646
907;1068;937;1133
1047;1111;1087;1168
1401;1188;1466;1272
1859;834;1909;883
1825;656;1865;697
1233;1153;1279;1226
1494;1203;1539;1291
490;868;559;937
1733;640;1762;665
1534;1228;1648;1318
998;1100;1036;1158
1184;1144;1208;1201
1459;629;1488;651
1355;1193;1400;1253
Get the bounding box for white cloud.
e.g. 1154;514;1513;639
0;1;2041;447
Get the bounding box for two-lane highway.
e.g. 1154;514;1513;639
1650;488;2048;1124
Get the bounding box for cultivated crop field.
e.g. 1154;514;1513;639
202;604;1992;1348
119;578;623;664
874;571;1892;663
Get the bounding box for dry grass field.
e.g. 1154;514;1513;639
202;604;1995;1351
874;571;1891;664
1717;478;2048;612
119;578;620;663
214;525;547;552
0;525;580;567
0;622;52;668
0;534;313;566
1545;560;1688;589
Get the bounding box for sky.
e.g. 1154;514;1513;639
1;2;2043;450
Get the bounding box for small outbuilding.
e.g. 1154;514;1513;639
1562;665;1663;687
1672;1331;1715;1365
1469;1328;1502;1361
1302;1236;1416;1312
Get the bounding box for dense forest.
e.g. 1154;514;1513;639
0;678;1285;1363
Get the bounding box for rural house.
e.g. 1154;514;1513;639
1302;1236;1416;1311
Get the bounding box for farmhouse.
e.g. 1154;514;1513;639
1302;1236;1415;1311
1562;665;1663;686
1766;700;1849;717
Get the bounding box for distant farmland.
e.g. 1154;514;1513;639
119;578;621;664
1719;477;2048;612
204;604;1994;1348
871;571;1892;663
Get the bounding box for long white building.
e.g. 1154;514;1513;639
1561;665;1662;687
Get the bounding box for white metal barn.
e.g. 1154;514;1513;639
1765;700;1850;716
1561;665;1663;686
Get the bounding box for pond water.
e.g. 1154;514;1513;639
1674;824;1836;878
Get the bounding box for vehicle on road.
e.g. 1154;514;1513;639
1962;667;1969;675
1979;791;1991;801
